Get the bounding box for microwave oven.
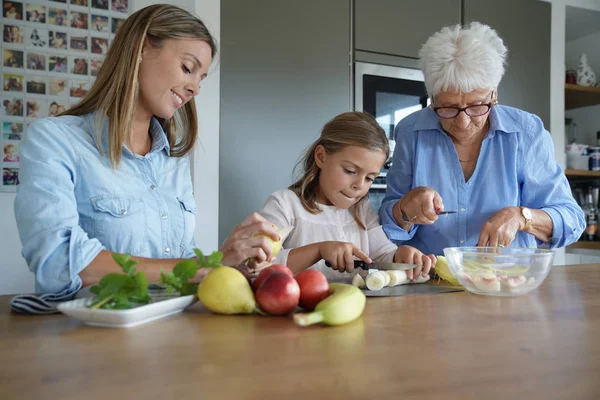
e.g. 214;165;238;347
354;61;429;211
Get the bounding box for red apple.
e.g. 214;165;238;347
252;264;294;292
255;272;300;315
294;269;330;311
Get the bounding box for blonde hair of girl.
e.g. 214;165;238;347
289;111;389;230
63;4;217;168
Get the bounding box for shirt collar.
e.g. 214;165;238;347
412;105;519;139
86;112;171;156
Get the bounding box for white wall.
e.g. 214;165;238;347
0;0;219;295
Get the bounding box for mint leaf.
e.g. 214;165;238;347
207;251;223;267
173;259;199;282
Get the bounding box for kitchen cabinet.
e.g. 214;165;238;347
565;83;600;110
220;0;350;243
354;0;460;59
463;0;551;128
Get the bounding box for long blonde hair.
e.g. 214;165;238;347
64;4;217;167
289;112;389;230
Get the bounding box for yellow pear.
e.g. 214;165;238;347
197;266;257;314
254;226;283;258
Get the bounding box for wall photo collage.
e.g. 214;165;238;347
1;0;129;191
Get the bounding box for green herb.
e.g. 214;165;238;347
160;250;224;296
88;253;151;309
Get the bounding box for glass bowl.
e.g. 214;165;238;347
442;247;554;296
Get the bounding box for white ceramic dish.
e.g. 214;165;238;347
57;292;197;328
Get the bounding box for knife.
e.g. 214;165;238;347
401;210;457;221
325;260;417;271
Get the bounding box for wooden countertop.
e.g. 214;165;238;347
2;264;600;399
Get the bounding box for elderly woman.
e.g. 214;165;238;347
380;22;585;259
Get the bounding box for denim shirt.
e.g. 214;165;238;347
15;112;197;296
379;105;585;255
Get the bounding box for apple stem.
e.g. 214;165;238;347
293;311;324;327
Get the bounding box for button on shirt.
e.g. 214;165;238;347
379;105;585;255
15;113;197;296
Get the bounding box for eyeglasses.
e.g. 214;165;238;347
431;92;497;119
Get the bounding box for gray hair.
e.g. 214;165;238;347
418;22;507;98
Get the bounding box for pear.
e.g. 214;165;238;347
197;266;258;314
254;225;283;258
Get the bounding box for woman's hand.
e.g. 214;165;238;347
319;241;372;274
394;186;445;227
219;212;279;267
477;206;522;247
394;245;436;282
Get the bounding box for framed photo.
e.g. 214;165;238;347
111;0;128;14
3;74;23;92
70;56;88;75
3;1;23;21
90;58;103;76
25;76;47;95
26;98;48;118
48;55;68;73
25;27;49;48
70;36;88;52
3;25;24;44
1;97;24;117
2;121;23;140
26;52;46;71
70;80;89;98
91;0;108;10
91;37;108;55
49;31;68;50
3;168;20;186
70;11;89;30
48;100;67;116
48;7;68;27
91;14;109;33
25;4;47;23
3;142;20;163
3;49;24;68
48;78;68;96
111;17;126;34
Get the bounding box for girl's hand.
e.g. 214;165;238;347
477;206;522;247
395;186;444;226
319;241;372;274
219;213;279;267
394;245;436;282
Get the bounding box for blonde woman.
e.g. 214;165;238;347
14;5;278;299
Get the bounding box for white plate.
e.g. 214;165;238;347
57;292;197;328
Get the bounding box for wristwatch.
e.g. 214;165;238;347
520;207;533;230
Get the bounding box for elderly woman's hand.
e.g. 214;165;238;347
395;186;445;227
219;212;280;267
477;206;522;247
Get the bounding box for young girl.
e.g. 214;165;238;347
259;112;436;281
4;143;19;162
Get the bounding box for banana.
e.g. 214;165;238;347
352;273;366;288
365;271;388;290
293;283;366;327
386;270;408;286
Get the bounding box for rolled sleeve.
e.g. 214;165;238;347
520;115;585;248
15;118;104;295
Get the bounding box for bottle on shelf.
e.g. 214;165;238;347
582;187;598;241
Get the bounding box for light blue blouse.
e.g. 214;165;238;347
380;105;585;255
15;113;197;296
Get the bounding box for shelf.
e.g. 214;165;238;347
565;169;600;178
565;84;600;110
567;241;600;251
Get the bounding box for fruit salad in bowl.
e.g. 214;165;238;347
442;247;554;296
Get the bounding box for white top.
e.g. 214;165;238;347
259;189;397;280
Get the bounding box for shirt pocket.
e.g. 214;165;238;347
91;195;146;254
177;195;196;252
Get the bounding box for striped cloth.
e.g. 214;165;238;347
9;284;167;314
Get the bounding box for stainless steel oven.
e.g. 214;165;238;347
354;61;429;211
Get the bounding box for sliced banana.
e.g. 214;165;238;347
386;270;408;287
351;273;366;289
365;271;388;291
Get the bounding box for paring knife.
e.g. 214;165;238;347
401;210;457;221
325;260;417;271
437;211;457;215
